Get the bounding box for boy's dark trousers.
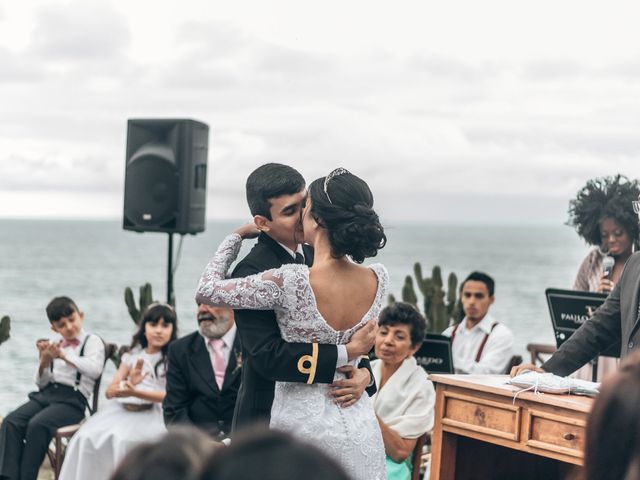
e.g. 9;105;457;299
0;383;86;480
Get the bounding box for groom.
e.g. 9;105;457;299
231;163;377;432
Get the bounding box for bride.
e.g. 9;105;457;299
196;168;388;480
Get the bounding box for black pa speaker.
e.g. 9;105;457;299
123;118;209;234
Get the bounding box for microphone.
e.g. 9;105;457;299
603;255;615;280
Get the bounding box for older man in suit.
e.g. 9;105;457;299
163;303;241;440
512;196;640;377
231;163;377;432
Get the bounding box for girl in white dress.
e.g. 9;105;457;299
196;168;389;480
59;304;178;480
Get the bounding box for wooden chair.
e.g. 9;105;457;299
47;342;117;479
526;343;557;366
412;431;430;480
503;354;524;374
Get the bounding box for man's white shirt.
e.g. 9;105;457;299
442;314;514;375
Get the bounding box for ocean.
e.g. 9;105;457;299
0;219;589;415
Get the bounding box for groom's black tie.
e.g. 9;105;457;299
295;252;305;264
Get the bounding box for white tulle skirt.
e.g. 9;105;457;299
58;399;167;480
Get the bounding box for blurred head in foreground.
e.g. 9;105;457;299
198;428;352;480
109;427;219;480
584;351;640;480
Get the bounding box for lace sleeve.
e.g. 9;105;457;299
195;233;287;310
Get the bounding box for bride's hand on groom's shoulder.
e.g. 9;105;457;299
233;223;260;239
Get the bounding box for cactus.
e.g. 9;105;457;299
395;262;463;333
0;316;10;346
124;283;154;325
447;273;464;326
401;276;418;307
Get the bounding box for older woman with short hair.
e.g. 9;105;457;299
371;302;435;480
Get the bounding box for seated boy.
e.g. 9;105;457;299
0;296;105;480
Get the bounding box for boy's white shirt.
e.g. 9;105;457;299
35;329;105;399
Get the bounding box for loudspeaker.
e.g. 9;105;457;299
123;118;209;234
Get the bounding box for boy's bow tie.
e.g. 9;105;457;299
60;338;80;348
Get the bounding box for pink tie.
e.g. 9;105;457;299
209;338;226;389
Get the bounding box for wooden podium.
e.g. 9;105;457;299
429;375;593;480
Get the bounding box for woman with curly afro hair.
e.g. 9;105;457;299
568;174;640;380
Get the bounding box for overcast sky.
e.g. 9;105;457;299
1;0;640;224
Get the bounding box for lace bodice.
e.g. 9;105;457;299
196;233;389;345
197;233;388;480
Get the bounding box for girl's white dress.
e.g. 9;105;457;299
59;349;167;480
196;233;389;480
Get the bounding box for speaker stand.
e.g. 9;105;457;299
167;233;175;306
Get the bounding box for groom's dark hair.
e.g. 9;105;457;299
246;163;305;220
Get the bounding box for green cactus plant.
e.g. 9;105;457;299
124;283;154;325
401;276;418;306
113;283;156;367
0;316;10;346
389;262;463;333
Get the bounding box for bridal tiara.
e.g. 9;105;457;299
323;167;350;204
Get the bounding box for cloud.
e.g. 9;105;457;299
0;136;122;193
159;20;340;94
176;21;251;55
2;2;640;222
29;3;130;61
523;59;590;80
409;52;503;80
0;48;44;83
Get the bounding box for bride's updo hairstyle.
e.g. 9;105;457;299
308;168;386;263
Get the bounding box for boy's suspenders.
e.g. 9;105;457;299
74;335;91;390
49;334;91;390
450;322;498;362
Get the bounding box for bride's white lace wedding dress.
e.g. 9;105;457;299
196;234;388;480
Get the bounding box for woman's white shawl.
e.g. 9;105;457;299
371;357;436;439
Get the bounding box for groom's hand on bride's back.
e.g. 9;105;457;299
346;320;378;361
330;365;370;409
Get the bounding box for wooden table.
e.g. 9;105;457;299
429;375;594;480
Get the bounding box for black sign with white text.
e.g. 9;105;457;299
545;288;619;357
414;333;454;374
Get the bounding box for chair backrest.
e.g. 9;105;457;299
526;343;557;366
412;432;430;480
502;354;523;375
90;342;117;414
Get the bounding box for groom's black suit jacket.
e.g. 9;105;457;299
163;330;242;439
231;233;374;432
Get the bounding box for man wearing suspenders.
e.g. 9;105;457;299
443;272;514;374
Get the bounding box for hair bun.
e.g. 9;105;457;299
328;206;386;263
309;172;387;263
